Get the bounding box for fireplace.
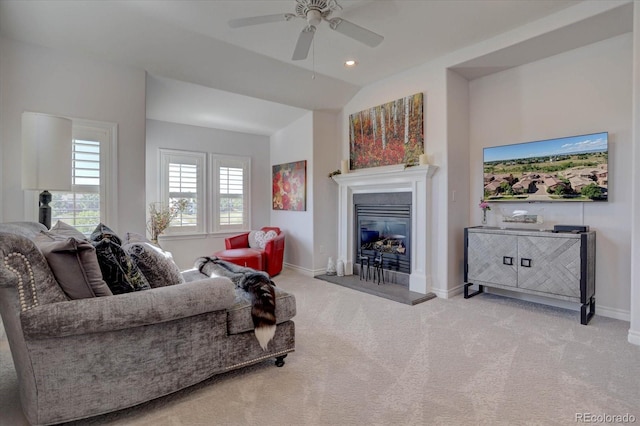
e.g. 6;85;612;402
355;192;411;274
333;164;437;294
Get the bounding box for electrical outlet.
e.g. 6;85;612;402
452;190;456;202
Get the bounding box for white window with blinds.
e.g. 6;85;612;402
159;149;205;235
211;155;250;232
50;120;117;235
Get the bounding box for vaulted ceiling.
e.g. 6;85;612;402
0;0;594;134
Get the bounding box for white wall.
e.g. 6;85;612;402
468;33;632;318
269;110;340;275
312;110;340;273
0;38;146;232
270;112;314;273
340;5;635;323
340;63;450;296
446;70;471;296
145;118;271;269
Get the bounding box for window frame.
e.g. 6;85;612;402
25;118;117;231
158;149;206;236
210;154;251;234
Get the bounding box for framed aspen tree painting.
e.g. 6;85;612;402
349;93;424;170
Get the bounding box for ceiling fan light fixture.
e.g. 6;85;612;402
306;10;323;26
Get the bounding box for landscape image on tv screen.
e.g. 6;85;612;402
483;132;608;202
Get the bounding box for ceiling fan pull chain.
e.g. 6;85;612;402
312;36;316;80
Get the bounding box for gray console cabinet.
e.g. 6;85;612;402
463;227;596;324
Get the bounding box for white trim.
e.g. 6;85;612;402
284;263;316;277
628;329;640;346
481;287;631;322
23;118;117;229
74;120;118;228
597;305;631;322
210;154;251;233
333;164;438;294
432;283;464;299
159;149;206;236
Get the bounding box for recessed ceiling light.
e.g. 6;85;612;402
344;59;358;68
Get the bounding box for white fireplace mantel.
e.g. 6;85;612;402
333;164;438;294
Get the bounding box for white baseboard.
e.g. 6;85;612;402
431;283;464;299
283;263;316;277
281;266;634;324
597;305;630;322
482;287;630;322
628;329;640;346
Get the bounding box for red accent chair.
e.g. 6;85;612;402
222;227;285;277
213;248;263;271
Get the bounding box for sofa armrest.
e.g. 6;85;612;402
20;277;235;339
225;232;250;249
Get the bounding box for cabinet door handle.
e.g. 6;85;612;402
520;258;532;268
503;256;513;266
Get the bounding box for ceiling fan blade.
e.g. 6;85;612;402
228;13;294;28
328;18;383;47
292;26;315;61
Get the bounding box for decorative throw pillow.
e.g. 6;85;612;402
50;220;87;240
248;230;278;250
124;232;151;244
248;230;261;249
90;223;122;246
123;242;185;288
92;238;151;294
35;232;112;299
262;230;278;248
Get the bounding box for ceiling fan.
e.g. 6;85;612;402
228;0;384;61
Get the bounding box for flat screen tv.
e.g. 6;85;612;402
483;132;608;202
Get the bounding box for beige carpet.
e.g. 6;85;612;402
1;269;640;425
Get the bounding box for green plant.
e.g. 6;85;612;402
147;199;189;242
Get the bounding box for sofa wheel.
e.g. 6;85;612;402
275;354;287;367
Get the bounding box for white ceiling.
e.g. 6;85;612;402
145;75;309;135
0;0;596;135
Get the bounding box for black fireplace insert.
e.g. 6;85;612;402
354;192;411;274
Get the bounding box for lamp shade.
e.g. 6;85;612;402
22;112;73;191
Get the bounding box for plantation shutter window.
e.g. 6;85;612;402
159;150;206;235
219;166;243;226
50;121;116;236
169;162;198;227
212;155;250;232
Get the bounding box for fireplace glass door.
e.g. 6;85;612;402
356;204;411;274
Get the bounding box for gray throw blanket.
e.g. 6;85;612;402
194;256;276;350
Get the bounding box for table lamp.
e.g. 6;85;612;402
22;112;72;229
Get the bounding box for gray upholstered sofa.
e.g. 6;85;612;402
0;222;296;425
